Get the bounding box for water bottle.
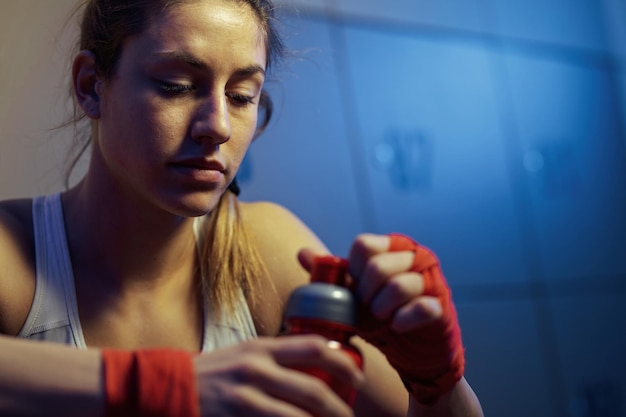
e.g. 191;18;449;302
283;255;363;406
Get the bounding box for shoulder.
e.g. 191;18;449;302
0;198;35;265
239;201;329;333
0;198;37;335
240;201;326;248
239;201;328;266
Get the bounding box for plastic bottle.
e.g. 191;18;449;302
283;255;363;406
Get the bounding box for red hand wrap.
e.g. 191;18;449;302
367;233;465;405
102;349;200;417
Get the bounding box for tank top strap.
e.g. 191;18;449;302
18;193;86;347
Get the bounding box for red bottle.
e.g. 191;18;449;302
283;256;363;407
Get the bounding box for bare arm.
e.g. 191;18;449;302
0;202;103;416
0;334;104;417
0;199;36;336
409;378;483;417
352;321;483;417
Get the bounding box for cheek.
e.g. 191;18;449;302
151;108;190;150
229;110;258;149
227;140;251;175
97;101;177;174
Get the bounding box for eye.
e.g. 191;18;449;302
226;92;256;107
158;81;195;96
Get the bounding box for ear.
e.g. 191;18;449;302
72;50;103;119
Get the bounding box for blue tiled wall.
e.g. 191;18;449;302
240;3;626;416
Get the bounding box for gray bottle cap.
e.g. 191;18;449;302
284;283;356;327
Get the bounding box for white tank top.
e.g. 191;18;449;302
18;193;257;351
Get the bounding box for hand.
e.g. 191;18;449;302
299;233;464;405
194;335;364;417
347;233;451;336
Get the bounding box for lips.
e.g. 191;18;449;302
173;157;225;172
170;157;226;183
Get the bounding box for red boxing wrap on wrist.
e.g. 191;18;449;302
380;234;465;405
102;349;200;417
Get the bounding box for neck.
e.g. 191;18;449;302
61;174;201;295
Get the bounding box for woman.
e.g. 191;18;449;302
0;0;483;416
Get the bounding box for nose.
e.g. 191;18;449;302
190;94;231;145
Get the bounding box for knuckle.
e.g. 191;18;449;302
385;276;407;298
238;339;261;354
304;336;331;357
413;297;442;320
364;257;385;279
352;233;383;255
302;376;329;401
224;386;246;404
232;360;263;383
354;233;373;247
425;298;444;319
412;272;425;293
224;388;256;415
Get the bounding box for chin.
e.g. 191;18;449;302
168;192;224;218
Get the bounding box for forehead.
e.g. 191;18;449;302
139;0;267;67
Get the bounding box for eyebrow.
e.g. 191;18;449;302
153;51;266;78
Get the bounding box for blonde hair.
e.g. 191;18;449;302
201;190;268;318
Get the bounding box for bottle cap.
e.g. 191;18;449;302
285;256;356;326
285;283;356;326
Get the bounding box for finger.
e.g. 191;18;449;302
297;248;324;273
347;234;390;279
389;296;443;333
264;368;354;417
220;370;353;417
356;251;414;304
369;271;424;321
195;338;357;417
263;336;360;416
216;384;312;417
271;335;364;387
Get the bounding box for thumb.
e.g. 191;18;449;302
297;248;322;273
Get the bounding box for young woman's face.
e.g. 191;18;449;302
93;0;267;216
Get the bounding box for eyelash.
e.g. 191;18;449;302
226;92;256;107
158;81;256;107
159;81;195;95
